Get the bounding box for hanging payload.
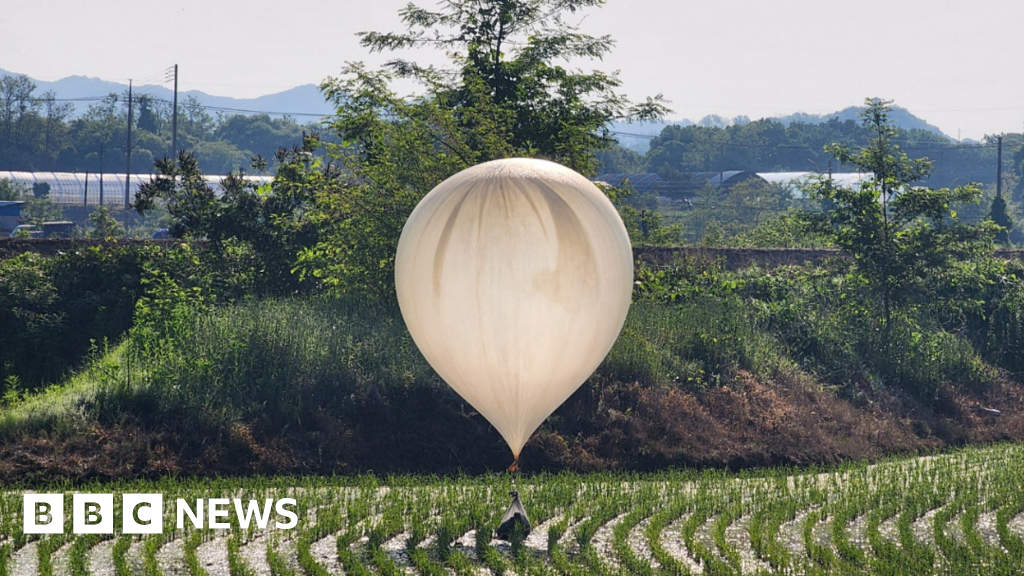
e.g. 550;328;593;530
496;491;531;540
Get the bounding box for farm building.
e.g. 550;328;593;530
595;171;872;202
0;171;274;206
0;201;24;234
594;170;762;201
758;171;872;198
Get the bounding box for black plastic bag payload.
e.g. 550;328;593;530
496;490;531;540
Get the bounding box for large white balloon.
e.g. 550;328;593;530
395;158;633;459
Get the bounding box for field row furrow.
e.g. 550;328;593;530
5;444;1024;575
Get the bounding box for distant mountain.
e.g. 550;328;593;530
773;105;948;137
2;68;948;143
610;105;950;153
0;68;335;118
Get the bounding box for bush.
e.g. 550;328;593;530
0;241;283;393
0;249;144;390
988;282;1024;374
600;299;779;390
111;298;438;431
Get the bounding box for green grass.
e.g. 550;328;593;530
0;295;788;443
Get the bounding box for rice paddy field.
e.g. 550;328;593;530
2;442;1024;576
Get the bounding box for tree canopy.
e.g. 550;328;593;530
296;0;669;298
0;75;317;175
811;98;996;323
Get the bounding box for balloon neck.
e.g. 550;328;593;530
507;455;519;474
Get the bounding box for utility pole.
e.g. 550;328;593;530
170;64;179;157
719;143;724;188
125;79;133;209
83;172;89;234
99;143;105;207
997;135;1003;199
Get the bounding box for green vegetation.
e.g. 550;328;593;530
0;178;26;201
812;98;995;324
86;206;126;239
2;240;1023;475
1;1;1023;478
2;4;1024;574
2;443;1024;575
0;74;316;174
292;0;666;298
990;191;1014;245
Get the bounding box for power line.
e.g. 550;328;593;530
47;94;329;118
612;131;1001;151
14;95;1019;149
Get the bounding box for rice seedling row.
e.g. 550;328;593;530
5;442;1024;575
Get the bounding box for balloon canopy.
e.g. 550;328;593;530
395;158;633;459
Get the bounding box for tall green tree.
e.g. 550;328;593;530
812;98;995;324
355;0;667;175
300;0;668;298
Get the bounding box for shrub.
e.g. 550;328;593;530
0;249;143;390
112;298;438;431
600;299;779;390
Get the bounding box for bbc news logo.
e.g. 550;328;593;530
23;494;299;534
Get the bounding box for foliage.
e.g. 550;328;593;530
640;114;1004;191
0;178;27;201
300;0;668;299
677;178;798;243
630;251;1012;399
596;140;643;174
811;98;996;323
0;238;290;394
20;193;63;225
0;249;146;391
0;74;316;174
356;0;668;175
2;247;1024;469
602;299;778;389
733;210;834;248
124;298;434;431
135;145;324;295
86;206;126;239
618;203;684;246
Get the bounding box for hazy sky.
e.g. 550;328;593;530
2;0;1022;140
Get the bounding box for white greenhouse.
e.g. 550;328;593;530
0;171;273;206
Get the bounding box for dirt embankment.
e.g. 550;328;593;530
2;370;1022;481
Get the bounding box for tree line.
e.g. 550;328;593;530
598;115;1024;197
0;74;319;175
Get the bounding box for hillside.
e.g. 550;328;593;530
2;240;1024;480
609;105;950;153
774;104;948;137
